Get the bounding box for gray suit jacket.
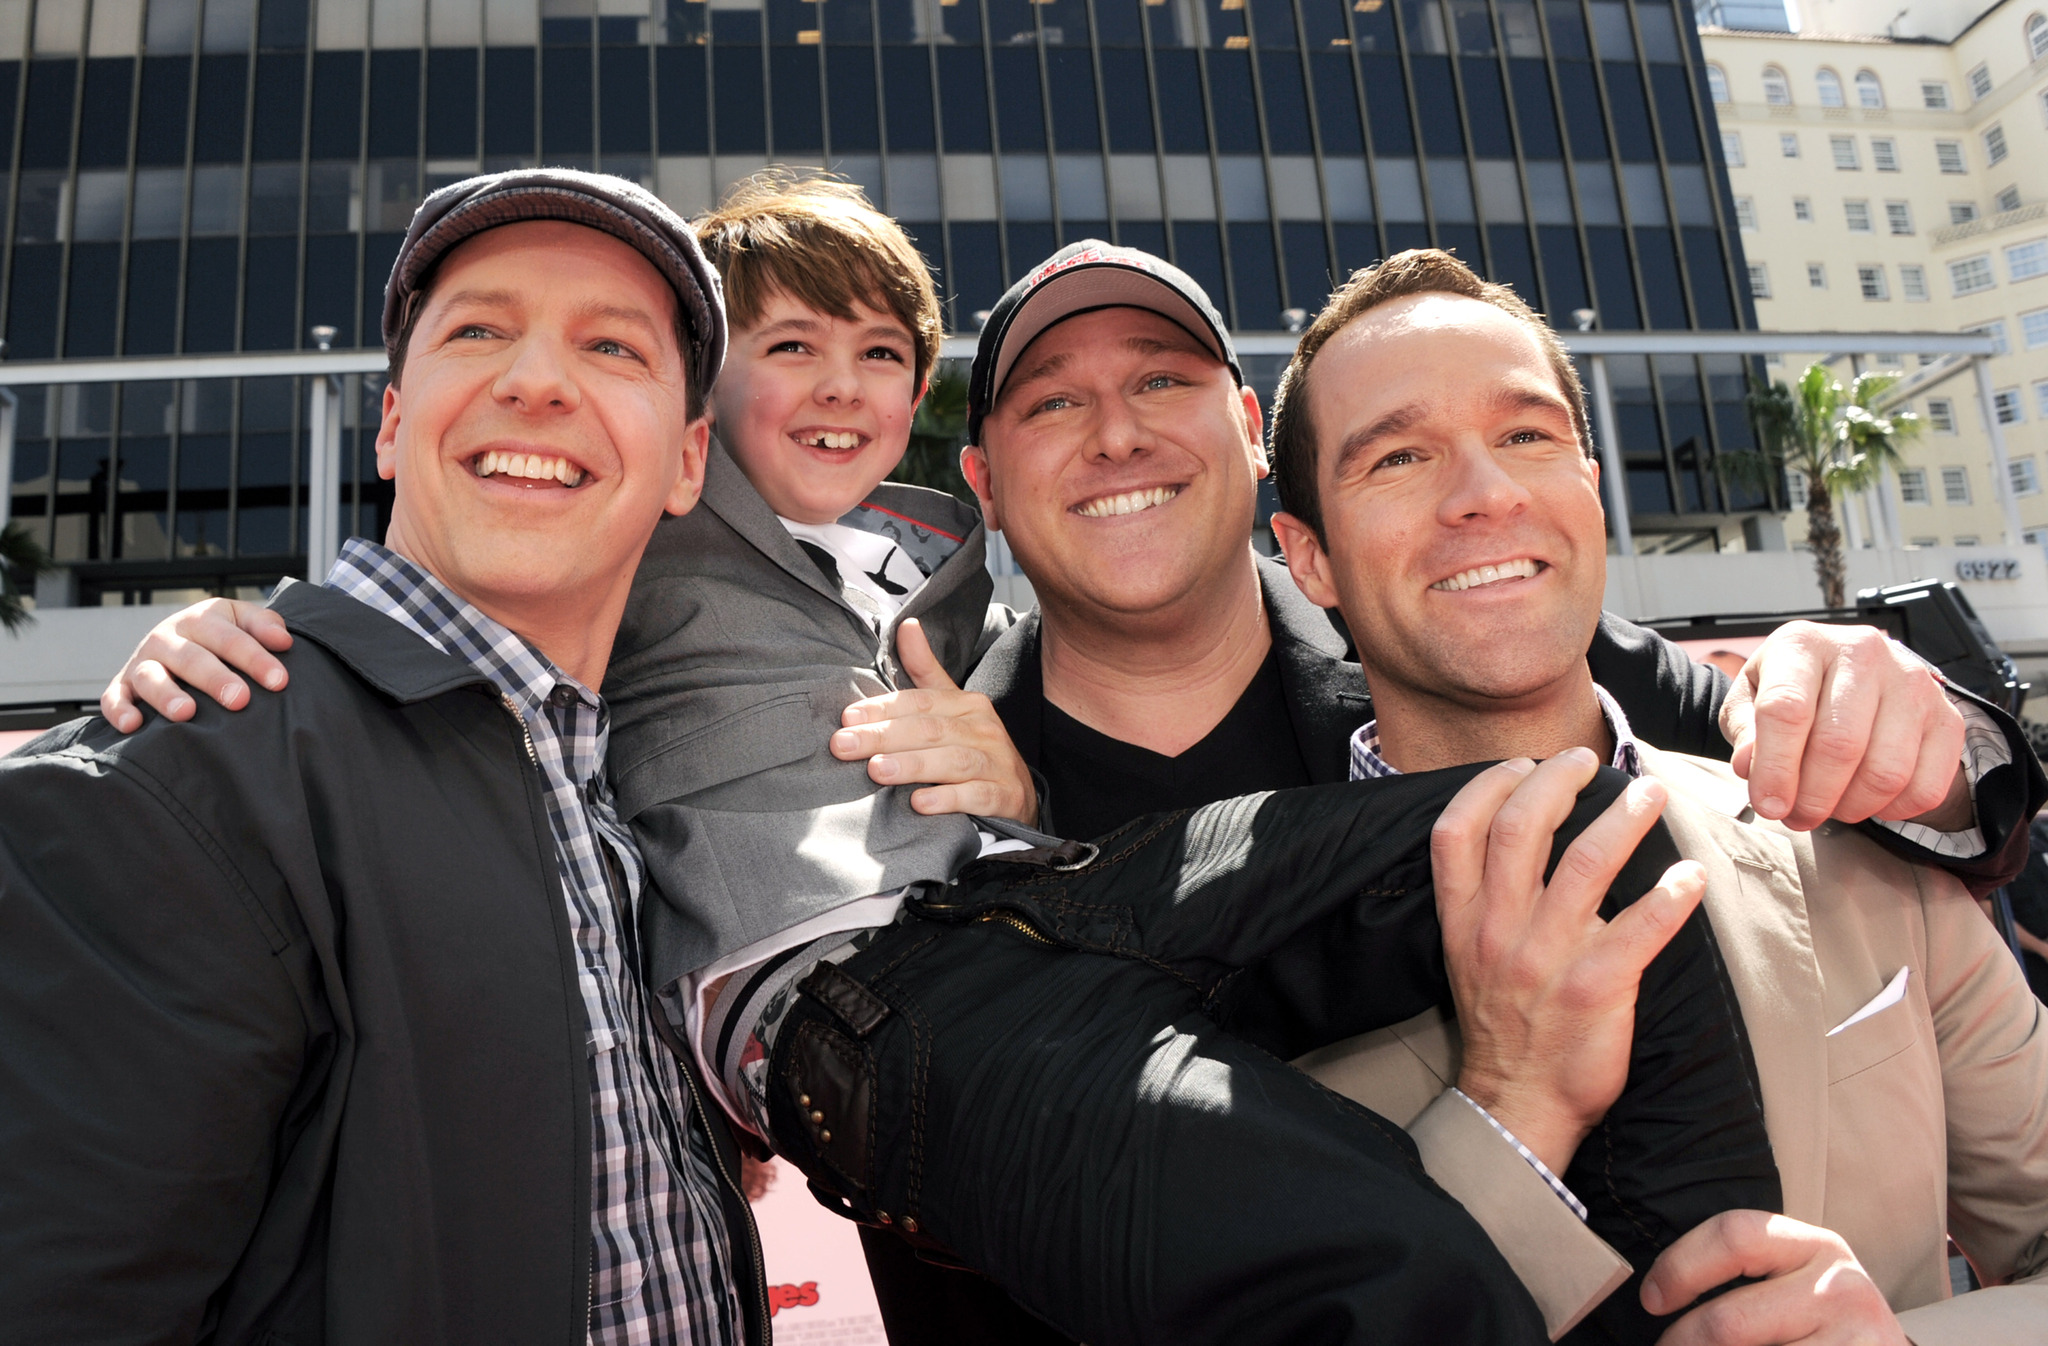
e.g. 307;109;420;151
607;441;1008;985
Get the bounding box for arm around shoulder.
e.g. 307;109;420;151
0;743;311;1344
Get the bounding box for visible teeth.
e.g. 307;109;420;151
1431;558;1541;591
474;449;586;487
801;431;862;450
1074;486;1181;518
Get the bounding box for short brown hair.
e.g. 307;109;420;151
695;169;944;389
1267;249;1592;540
386;247;705;420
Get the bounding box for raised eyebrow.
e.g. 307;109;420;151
999;351;1074;402
1490;386;1576;422
431;287;521;319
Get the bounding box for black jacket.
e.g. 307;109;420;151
0;581;768;1346
972;555;2043;890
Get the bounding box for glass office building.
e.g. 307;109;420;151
4;0;1757;603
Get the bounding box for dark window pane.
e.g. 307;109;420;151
427;48;479;159
1282;220;1331;310
485;47;536;156
1259;51;1311;154
124;239;180;354
79;59;135;168
259;0;309;49
7;243;60;358
0;63;18;172
598;45;650;154
541;45;593;157
1433;222;1482;269
1459;57;1512;157
244;235;298;350
823;0;870;42
1535;223;1587;321
1556;60;1606;158
1545;0;1588;57
1309;50;1361;155
1602;61;1654;161
1099;48;1151;153
947;220;1002;327
1627;465;1669;514
22;60;76;170
309;50;361;159
1228;221;1279;328
1118;218;1166;258
876;0;917;41
64;242;120;357
767;0;808;44
1153;50;1205;153
10;435;49;540
362;232;403;357
1409;55;1461;156
366;49;418;159
1650;64;1700;164
194;54;248;162
1169;221;1225;313
710;7;761;41
1508;58;1559;158
990;48;1043;151
117;435;171;561
1633;225;1683;326
655;45;706;154
1359;54;1411;155
1005;221;1056;285
178;434;230;558
247;57;302;164
1384;220;1430;252
55;438;113;561
183;237;240;352
237;432;293;556
303;232;357;345
1485;223;1539;307
1299;0;1347;45
597;16;637;41
714;45;765;153
1045;48;1098;151
819;46;876;148
1206;50;1258;154
1334;220;1379;275
1249;0;1295;44
248;161;300;233
988;0;1033;45
882;46;934;151
935;46;988;152
543;17;590;44
1096;0;1143;46
1061;218;1109;248
768;46;822;154
1682;226;1734;329
1585;224;1638;327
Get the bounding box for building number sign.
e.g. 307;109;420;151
1955;558;2022;581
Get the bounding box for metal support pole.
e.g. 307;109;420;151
0;387;17;535
304;326;342;581
1974;359;2025;546
1587;354;1633;554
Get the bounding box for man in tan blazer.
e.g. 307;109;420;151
1268;249;2048;1346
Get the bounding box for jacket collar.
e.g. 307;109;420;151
268;578;492;704
1257;554;1371;785
1639;743;1830;1225
967;606;1046;768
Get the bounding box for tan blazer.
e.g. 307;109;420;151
1296;747;2048;1344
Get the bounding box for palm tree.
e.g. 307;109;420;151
1723;363;1922;608
1;520;52;633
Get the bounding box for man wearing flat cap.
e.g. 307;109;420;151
0;170;767;1346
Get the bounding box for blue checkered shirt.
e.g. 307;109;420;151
327;539;740;1346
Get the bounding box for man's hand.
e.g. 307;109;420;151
1432;750;1706;1176
1642;1211;1906;1346
1721;622;1969;832
99;599;293;733
830;618;1039;825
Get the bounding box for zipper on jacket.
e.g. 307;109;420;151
500;692;540;767
979;909;1055;945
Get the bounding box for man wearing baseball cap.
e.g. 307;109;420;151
0;170;768;1346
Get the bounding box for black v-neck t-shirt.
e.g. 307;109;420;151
1037;648;1313;841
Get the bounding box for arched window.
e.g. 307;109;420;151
1855;70;1884;107
2029;13;2048;61
1763;65;1792;105
1708;63;1731;103
1817;68;1846;106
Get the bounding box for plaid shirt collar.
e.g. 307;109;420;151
1349;683;1643;781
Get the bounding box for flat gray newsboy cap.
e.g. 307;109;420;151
383;167;726;393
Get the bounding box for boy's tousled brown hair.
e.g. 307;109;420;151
1268;248;1592;540
696;169;944;389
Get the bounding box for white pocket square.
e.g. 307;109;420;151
1827;966;1910;1038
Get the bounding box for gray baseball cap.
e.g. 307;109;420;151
382;167;726;393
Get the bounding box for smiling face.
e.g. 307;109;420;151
1273;292;1608;719
376;219;708;658
711;290;922;524
962;306;1265;624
